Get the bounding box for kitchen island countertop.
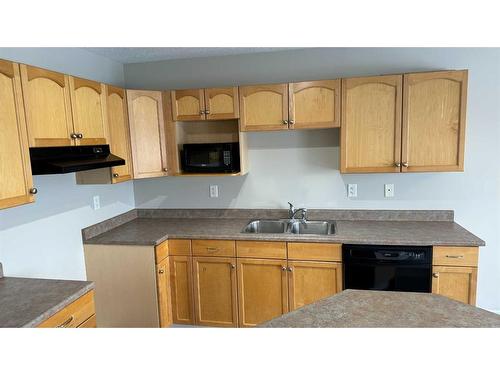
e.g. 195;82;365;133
260;289;500;328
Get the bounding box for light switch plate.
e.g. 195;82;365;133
347;184;357;198
384;184;395;198
93;195;100;210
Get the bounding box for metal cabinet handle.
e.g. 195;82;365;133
158;269;165;274
445;255;464;259
199;110;205;115
402;162;409;167
231;264;236;269
281;266;287;271
70;133;78;139
289;120;295;125
206;247;219;253
163;168;168;172
76;133;83;139
29;187;38;195
205;110;210;114
112;173;119;178
57;316;74;328
432;272;439;278
287;267;293;272
283;120;288;125
395;162;401;167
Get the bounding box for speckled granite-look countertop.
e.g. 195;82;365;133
82;209;485;247
260;290;500;328
0;275;94;328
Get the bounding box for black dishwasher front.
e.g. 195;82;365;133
343;244;432;293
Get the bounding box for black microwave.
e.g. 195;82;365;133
181;142;240;173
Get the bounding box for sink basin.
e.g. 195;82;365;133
289;220;335;235
242;220;288;234
242;219;336;235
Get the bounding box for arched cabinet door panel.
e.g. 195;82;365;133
239;84;289;131
289;79;340;129
402;70;468;172
204;87;239;120
127;90;168;179
171;89;205;121
20;64;74;147
341;75;403;173
69;76;108;145
0;59;35;210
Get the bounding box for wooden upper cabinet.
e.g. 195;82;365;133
156;257;172;328
127;90;168;179
288;261;343;311
105;86;133;183
341;75;403;173
20;64;74;147
239;84;289;131
171;89;205;121
0;60;35;210
193;257;238;327
69;76;108;145
402;70;468;172
237;258;288;327
289;80;340;129
204;87;239;120
432;266;477;305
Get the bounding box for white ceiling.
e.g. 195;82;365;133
83;47;299;64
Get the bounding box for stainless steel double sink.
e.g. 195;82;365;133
242;219;336;235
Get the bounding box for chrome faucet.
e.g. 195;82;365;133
288;202;308;221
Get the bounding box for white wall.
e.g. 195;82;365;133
126;48;500;312
0;48;135;280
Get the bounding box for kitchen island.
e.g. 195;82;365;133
260;289;500;328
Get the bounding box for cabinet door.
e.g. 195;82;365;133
171;89;205;121
239;84;289;131
106;86;133;183
289;80;340;129
193;257;238;327
69;77;107;145
20;64;74;147
402;70;468;172
340;75;403;173
0;60;35;210
237;258;288;327
127;90;168;179
169;256;195;324
156;257;172;327
432;266;477;305
204;87;239;120
288;261;342;311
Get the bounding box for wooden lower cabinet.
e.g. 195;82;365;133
193;257;238;327
432;266;477;305
156;257;173;327
288;261;343;311
38;291;95;328
237;258;288;327
170;255;195;324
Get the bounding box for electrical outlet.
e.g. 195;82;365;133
347;184;357;198
384;184;395;198
93;195;100;210
209;185;219;198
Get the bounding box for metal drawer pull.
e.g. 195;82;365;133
432;272;439;278
158;269;164;274
57;316;74;328
206;247;219;252
445;255;464;259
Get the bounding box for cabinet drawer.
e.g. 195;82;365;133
433;246;478;267
236;241;287;259
169;239;191;256
38;291;95;328
192;240;236;257
78;314;97;328
155;240;169;263
287;242;342;262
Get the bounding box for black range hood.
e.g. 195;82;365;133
30;145;125;175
